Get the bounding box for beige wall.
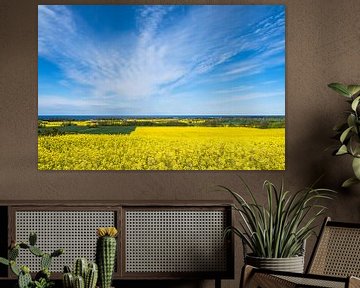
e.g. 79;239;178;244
1;0;360;287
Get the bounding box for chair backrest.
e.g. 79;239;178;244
307;217;360;277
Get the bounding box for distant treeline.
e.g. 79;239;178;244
99;117;284;128
38;116;285;135
39;117;285;127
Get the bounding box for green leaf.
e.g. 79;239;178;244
342;177;360;188
333;122;348;132
340;126;353;143
351;96;360;111
352;157;360;179
347;114;356;128
223;179;335;258
328;83;351;97
336;144;348;155
347;85;360;97
348;135;360;157
10;261;20;276
0;257;9;266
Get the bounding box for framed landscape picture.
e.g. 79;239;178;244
38;4;285;170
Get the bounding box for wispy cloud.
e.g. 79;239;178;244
213;86;254;94
38;5;285;115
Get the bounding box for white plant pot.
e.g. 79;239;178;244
245;254;305;273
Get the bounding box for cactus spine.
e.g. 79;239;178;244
74;275;85;288
63;260;98;288
85;262;98;288
18;269;32;288
41;253;52;270
96;227;118;288
29;232;37;246
75;258;88;279
0;233;63;288
63;272;74;288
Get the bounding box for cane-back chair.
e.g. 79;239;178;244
241;217;360;288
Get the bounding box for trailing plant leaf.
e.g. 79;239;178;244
342;177;360;188
348;114;356;129
348;135;360;157
328;83;351;97
352;157;360;179
347;85;360;97
329;82;360;186
333;122;348;132
351;96;360;111
336;145;348;155
340;127;352;143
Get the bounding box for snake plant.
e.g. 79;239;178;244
222;179;335;258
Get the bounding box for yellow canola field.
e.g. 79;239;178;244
38;127;285;170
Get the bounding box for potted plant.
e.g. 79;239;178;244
221;179;334;273
0;232;63;288
328;83;360;187
96;227;118;288
62;258;98;288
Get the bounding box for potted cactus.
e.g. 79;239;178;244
96;227;118;288
0;232;63;288
62;258;98;288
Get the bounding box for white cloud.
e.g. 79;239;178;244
38;5;285;114
38;5;76;56
213;86;254;94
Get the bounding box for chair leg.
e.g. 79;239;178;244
215;278;221;288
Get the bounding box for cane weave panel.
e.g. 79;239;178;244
277;275;345;288
309;226;360;277
15;211;115;272
125;210;227;272
249;273;297;288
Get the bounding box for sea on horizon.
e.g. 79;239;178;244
38;115;285;121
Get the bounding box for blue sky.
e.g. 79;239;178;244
38;5;285;116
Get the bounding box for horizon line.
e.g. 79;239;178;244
38;114;285;117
